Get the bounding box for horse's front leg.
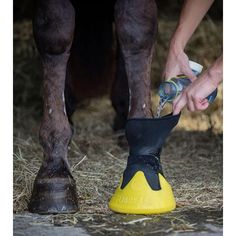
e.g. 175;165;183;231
28;0;78;214
115;0;157;119
109;0;180;214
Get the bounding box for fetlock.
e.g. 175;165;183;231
28;117;78;214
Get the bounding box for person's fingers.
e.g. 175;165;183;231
186;98;195;112
194;98;209;111
172;94;182;109
163;62;196;81
173;93;187;115
182;66;197;81
163;69;179;81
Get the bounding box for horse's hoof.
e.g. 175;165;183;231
28;175;78;214
109;114;181;214
109;172;176;214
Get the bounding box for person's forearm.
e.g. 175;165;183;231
171;0;214;50
207;54;223;87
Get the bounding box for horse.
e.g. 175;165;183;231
28;0;177;214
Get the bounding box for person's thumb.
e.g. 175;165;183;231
182;66;197;81
162;69;175;81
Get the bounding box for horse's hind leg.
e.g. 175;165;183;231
111;42;129;131
28;0;78;214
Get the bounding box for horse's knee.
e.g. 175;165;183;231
115;0;158;52
33;0;75;55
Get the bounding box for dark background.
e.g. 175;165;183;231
13;0;223;116
14;0;223;22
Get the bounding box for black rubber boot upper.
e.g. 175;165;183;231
121;113;181;190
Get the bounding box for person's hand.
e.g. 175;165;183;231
172;70;218;114
172;55;223;115
162;45;196;81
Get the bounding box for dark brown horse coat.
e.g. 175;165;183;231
29;0;158;214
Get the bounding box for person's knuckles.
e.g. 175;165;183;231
195;103;203;110
197;102;209;111
192;95;202;103
203;103;209;110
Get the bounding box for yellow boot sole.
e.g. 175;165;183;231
109;171;176;214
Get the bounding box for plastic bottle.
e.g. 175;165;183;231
158;60;218;103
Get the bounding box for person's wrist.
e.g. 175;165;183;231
207;67;222;88
170;28;188;52
170;39;184;53
169;38;186;61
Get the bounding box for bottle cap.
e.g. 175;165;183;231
189;60;203;74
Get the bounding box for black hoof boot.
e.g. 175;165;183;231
122;113;181;189
109;113;181;214
28;160;78;214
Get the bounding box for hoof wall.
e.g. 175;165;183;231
109;172;176;214
28;176;78;214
